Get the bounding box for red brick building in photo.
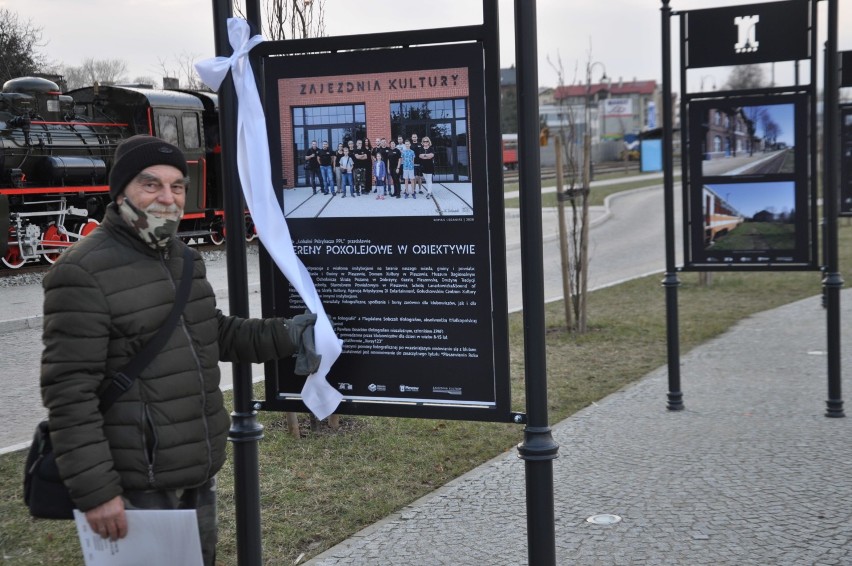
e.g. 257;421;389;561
276;67;471;187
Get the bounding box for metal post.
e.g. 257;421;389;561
211;1;265;564
513;1;559;564
661;0;683;411
823;0;844;418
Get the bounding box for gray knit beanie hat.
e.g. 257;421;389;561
109;135;188;199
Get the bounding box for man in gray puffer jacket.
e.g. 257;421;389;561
40;135;318;566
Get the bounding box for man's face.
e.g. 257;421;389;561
323;142;329;149
397;136;403;145
311;141;317;149
119;164;186;219
411;134;418;143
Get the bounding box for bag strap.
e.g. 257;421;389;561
98;247;195;413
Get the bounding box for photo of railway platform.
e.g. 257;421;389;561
696;101;796;177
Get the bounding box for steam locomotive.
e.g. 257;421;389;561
0;76;248;269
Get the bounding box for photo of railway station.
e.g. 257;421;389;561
274;67;474;219
702;181;796;251
696;102;796;177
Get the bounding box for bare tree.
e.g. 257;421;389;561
156;52;203;90
547;51;591;334
723;64;767;90
233;0;326;40
62;58;128;90
0;9;49;83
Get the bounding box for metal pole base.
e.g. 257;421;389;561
667;391;684;412
825;401;845;418
662;272;683;411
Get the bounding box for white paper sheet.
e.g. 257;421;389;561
73;509;203;566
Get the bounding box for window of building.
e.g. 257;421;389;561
292;104;366;185
390;98;470;182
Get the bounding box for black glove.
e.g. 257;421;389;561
286;311;321;376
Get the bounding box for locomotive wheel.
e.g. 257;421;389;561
2;228;25;269
42;225;70;264
209;223;225;246
78;219;100;237
245;216;257;242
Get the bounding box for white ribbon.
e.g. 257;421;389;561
195;18;342;419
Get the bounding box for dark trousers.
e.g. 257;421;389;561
307;168;321;192
123;477;218;566
353;168;367;194
390;169;401;197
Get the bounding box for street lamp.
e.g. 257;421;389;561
700;74;717;91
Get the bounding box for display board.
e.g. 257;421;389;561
685;93;815;267
259;42;511;421
679;0;818;270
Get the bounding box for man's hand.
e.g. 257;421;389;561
85;495;127;541
287;312;321;375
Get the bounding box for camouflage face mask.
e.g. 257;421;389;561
117;196;182;250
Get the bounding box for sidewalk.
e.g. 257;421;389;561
307;290;852;565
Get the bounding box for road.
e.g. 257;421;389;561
1;183;678;451
507;184;681;311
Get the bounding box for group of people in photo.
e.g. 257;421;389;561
303;134;435;200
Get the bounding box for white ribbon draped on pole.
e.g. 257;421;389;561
195;18;342;419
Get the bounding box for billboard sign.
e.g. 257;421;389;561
603;98;633;118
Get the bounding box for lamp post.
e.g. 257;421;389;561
700;74;717;91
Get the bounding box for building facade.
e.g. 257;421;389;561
551;78;660;141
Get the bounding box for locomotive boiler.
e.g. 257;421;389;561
0;76;237;269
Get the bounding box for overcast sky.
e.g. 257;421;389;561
2;0;850;93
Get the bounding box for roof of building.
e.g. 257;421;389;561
554;79;657;100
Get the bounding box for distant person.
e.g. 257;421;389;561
399;140;416;199
338;146;355;197
304;140;321;194
334;142;345;195
318;140;334;195
352;139;370;196
388;140;402;198
419;136;436;198
410;132;423;194
374;151;388;199
363;138;374;194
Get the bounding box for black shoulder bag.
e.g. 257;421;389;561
24;247;195;520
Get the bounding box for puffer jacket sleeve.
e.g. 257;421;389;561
41;262;123;511
216;310;298;363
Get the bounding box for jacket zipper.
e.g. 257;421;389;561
160;251;215;480
141;403;158;486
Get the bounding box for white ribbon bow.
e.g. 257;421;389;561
195;18;342;419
